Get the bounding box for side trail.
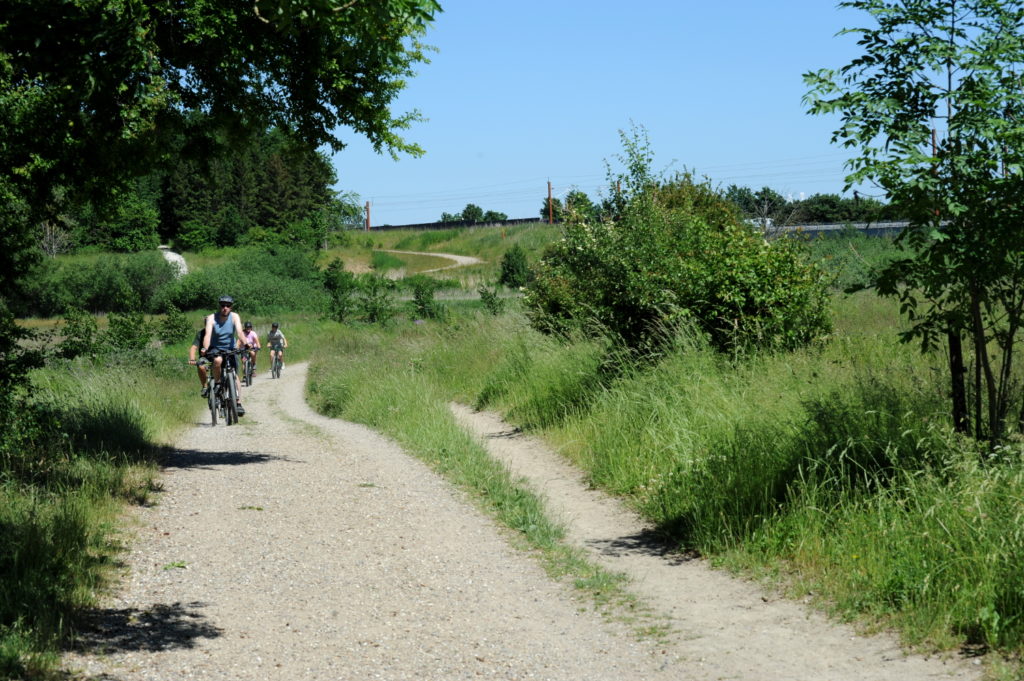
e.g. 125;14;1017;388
63;364;978;680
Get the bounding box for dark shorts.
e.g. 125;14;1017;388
206;348;238;371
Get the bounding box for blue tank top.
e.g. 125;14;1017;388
211;312;235;351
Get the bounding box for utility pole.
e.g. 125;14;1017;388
365;201;371;231
547;180;553;224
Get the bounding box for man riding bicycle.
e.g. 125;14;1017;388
267;322;288;372
201;295;250;416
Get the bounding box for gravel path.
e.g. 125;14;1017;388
62;364;676;680
450;406;981;681
62;363;980;680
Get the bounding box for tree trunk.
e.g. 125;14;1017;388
948;330;969;433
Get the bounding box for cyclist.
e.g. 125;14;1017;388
187;319;210;397
267;322;288;372
201;295;249;416
242;321;261;376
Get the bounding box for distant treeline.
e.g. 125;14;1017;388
40;127;362;256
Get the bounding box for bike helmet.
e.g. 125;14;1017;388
243;321;253;330
271;322;280;328
218;295;234;306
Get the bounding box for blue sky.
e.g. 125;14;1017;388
330;1;867;226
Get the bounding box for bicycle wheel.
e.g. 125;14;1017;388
225;373;239;425
273;355;281;379
246;357;254;386
208;380;217;426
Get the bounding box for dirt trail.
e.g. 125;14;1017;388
381;248;484;273
450;404;980;681
61;363;980;680
63;365;678;680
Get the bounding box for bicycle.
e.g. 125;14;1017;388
241;347;257;387
270;347;283;379
206;348;244;426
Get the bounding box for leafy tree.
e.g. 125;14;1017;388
482;210;508;222
1;0;440;298
461;204;484;223
805;0;1024;442
440;212;462;223
539;196;564;222
563;190;598;223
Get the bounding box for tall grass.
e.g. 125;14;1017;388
305;294;1024;668
0;350;197;678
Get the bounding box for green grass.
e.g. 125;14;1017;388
303;315;666;637
0;348;198;678
304;293;1024;676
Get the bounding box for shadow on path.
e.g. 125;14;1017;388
586;530;700;565
67;602;222;656
157;447;297;470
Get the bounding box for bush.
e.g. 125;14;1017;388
324;258;359;323
358;274;397;325
524;129;831;353
158;304;193;345
57;308;99;359
478;285;505;316
410;279;448;321
498;244;530;288
104;311;150;351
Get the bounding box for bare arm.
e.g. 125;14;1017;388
232;312;247;347
202;315;214;353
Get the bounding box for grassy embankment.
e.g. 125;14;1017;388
303;228;1024;678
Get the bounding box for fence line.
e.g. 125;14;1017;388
364;218;909;235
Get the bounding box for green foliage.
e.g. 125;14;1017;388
176;219;218;252
498;243;530;288
410;279;448;321
155;246;329;315
158;304;192;346
478;286;506;316
461;204;484;223
18;251;177;317
805;229;903;292
103;311;150;351
57;309;100;360
805;0;1024;441
324;258;359;323
525;127;832;353
358;274;397;325
370;250;406;271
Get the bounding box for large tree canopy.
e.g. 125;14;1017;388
0;0;441;290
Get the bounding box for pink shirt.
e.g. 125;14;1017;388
244;330;260;348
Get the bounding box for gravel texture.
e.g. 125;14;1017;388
62;362;981;680
63;364;674;680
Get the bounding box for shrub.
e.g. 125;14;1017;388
478;285;505;316
104;311;150;351
158;304;193;345
324;258;359;323
57;308;99;359
358;274;397;325
498;244;530;288
410;279;448;321
524;129;831;353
